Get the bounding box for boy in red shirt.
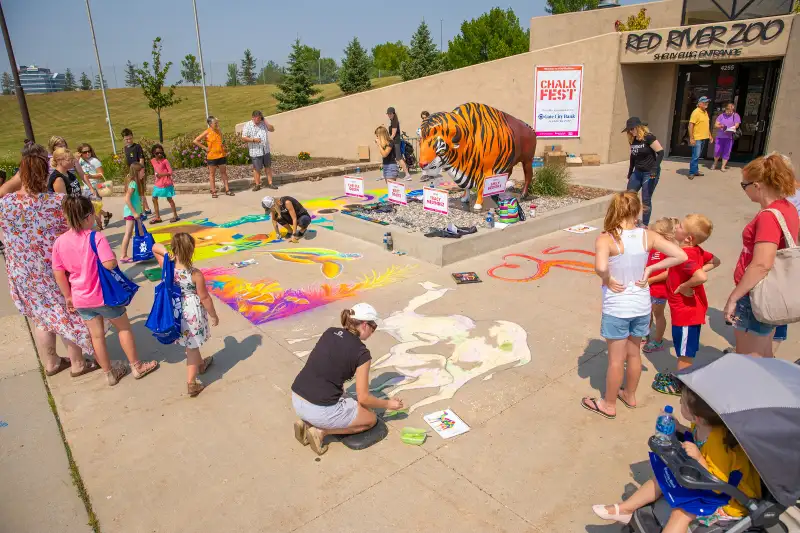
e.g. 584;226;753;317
653;214;721;395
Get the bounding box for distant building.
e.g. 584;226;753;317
18;65;65;94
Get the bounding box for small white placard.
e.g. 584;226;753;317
424;409;470;439
482;174;509;196
563;224;598;234
423;187;449;215
387;181;407;205
344;175;365;198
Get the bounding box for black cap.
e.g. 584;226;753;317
622;116;647;132
387;107;396;115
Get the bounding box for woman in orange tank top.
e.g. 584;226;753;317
193;116;234;198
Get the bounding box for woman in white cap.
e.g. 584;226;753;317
291;303;404;455
262;195;311;243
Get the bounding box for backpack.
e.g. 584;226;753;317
749;208;800;325
496;196;520;224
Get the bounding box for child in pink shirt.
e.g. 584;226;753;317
149;143;179;224
52;196;159;386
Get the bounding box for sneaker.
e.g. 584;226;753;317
252;183;262;192
188;379;205;397
269;184;279;190
643;339;664;353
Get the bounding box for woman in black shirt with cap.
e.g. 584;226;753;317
624;117;664;226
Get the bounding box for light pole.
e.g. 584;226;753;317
440;19;443;52
84;0;116;153
192;0;209;118
0;0;34;142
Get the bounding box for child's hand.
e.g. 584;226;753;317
676;284;694;297
210;315;219;327
65;296;75;313
682;441;703;462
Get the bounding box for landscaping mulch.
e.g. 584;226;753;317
171;155;358;184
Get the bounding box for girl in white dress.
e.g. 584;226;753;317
152;233;219;397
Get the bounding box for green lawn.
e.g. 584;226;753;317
0;76;401;158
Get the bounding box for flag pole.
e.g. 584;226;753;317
0;0;34;142
192;0;209;118
84;0;116;153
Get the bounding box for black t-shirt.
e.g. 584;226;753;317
629;133;659;173
389;116;401;144
291;327;372;406
124;143;144;166
382;143;395;165
48;169;82;197
276;196;310;225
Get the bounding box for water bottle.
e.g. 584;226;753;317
356;167;361;174
382;232;388;249
486;209;495;228
654;405;676;445
530;204;537;218
386;232;393;252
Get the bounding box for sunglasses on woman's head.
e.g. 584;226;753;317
740;181;755;191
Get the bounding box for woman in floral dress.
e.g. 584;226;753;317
0;149;97;377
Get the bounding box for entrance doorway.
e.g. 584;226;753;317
670;60;782;163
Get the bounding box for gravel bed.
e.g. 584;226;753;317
171;156;357;184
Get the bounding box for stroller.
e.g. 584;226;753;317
400;132;417;170
629;353;800;533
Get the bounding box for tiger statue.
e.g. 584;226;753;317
418;103;537;210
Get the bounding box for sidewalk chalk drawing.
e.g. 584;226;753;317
202;265;415;325
488;246;595;282
367;282;531;413
257;248;362;279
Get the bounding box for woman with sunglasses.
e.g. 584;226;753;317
723;153;799;358
76;143;112;229
290;303;404;456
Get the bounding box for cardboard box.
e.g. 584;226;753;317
544;151;567;167
567;156;583;167
543;144;563;153
357;145;370;161
580;153;601;166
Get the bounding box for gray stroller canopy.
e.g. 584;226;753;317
677;353;800;508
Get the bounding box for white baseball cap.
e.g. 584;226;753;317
351;303;379;322
261;195;275;209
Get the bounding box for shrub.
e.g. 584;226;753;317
615;8;650;32
528;163;571;197
224;132;249;165
0;156;17;180
298;151;311;160
99;153;128;183
170;132;206;169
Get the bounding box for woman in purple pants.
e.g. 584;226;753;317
711;103;741;172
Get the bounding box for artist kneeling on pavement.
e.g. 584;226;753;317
291;304;404;456
262;195;311;243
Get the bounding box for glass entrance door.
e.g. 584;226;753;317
671;66;714;158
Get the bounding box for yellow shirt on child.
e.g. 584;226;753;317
699;425;762;517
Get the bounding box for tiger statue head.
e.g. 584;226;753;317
417;112;461;177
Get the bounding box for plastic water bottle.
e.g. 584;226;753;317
654;405;676;445
486;209;495;228
356;167;361;174
386;232;393;252
530;204;537;218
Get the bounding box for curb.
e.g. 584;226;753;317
111;162;381;195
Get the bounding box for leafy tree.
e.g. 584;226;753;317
240;49;257;85
124;61;139;87
181;54;201;85
134;37;183;142
545;0;599;15
226;63;239;86
795;0;800;13
296;44;321;79
257;61;284;84
79;72;92;91
337;37;371;95
318;57;338;84
273;39;323;112
615;8;650;31
400;20;444;81
1;72;12;95
446;8;529;69
63;69;76;91
94;74;108;89
372;41;409;74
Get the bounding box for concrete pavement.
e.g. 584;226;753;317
2;160;798;532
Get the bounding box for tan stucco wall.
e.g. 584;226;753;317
767;17;800;159
529;0;682;52
262;33;624;163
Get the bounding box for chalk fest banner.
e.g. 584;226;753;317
533;65;584;138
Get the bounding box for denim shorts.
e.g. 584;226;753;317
651;297;667;306
383;163;399;178
733;294;775;337
601;313;651;340
292;393;359;430
774;325;788;342
76;304;126;321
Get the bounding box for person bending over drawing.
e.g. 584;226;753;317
290;304;404;455
262;195;311;243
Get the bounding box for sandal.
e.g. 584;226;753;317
120;257;133;264
580;397;615;419
617;390;636;409
652;373;682;396
294;420;310;446
306;426;328;455
169;217;180;223
131;360;159;379
70;359;101;378
45;357;72;377
643;339;664;353
199;356;213;374
106;363;130;386
225;190;235;196
149;218;163;225
188;379;205;397
211;192;219;199
592;504;632;525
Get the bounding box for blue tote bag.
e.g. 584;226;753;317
145;254;182;345
132;218;155;262
90;231;138;307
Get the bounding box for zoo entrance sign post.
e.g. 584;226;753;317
533;65;583;138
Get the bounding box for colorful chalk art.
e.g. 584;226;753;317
487;246;595;282
256;249;362;280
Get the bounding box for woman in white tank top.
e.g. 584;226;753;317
581;192;687;420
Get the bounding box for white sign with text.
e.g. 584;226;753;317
533;65;584;138
423;187;449;215
387;181;407;205
482;174;509;197
344;175;365;198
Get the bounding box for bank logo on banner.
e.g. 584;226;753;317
387;181;407;205
482;174;509;197
533;65;584;138
423;187;448;215
344;175;365;198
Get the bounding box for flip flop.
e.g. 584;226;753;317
120;257;133;264
618;390;636;409
225;191;235;196
45;357;72;377
211;192;219;199
169;217;180;223
70;359;101;378
149;218;163;225
581;397;615;419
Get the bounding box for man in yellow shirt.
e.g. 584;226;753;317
688;96;713;179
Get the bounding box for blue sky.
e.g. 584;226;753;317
1;0;651;87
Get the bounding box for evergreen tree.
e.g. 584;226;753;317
257;61;284;84
94;74;108;89
337;37;371;95
545;0;599;15
79;72;92;90
273;39;323;112
180;54;201;85
125;61;139;87
400;21;444;81
63;69;76;91
240;49;257;85
2;72;14;95
226;63;239;86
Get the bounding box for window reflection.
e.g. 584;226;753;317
683;0;792;25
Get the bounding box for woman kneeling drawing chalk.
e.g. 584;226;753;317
291;304;404;455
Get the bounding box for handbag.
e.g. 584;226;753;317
145;254;182;345
90;231;138;307
750;208;800;325
132;218;155;262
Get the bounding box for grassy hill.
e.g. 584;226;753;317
0;76;401;157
